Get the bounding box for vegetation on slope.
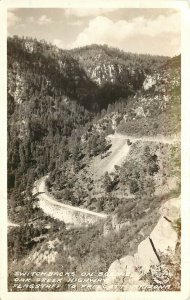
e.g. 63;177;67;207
7;36;181;292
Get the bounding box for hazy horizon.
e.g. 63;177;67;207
8;8;181;57
9;35;179;59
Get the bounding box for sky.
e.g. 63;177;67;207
7;8;181;56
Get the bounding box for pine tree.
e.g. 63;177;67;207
103;172;113;193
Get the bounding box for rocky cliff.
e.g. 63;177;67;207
101;196;180;291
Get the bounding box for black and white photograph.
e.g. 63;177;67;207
1;1;190;298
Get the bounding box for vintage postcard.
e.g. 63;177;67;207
0;0;190;299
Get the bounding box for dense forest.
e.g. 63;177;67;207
7;36;181;292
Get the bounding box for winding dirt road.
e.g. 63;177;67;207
108;133;180;145
92;138;131;175
33;133;179;223
33;177;107;223
92;133;180;176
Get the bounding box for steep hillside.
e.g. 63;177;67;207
7;36;181;292
8;38;170;110
8;36;177;213
8;36;98;111
8;37;176;116
91;54;181;137
70;44;169;85
101;196;180;291
117;55;181;136
70;44;169;107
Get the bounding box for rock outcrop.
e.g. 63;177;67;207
101;196;180;291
